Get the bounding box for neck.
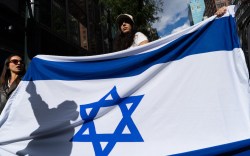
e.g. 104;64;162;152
9;73;19;86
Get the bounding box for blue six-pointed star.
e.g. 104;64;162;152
71;86;144;155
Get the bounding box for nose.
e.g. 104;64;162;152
122;22;127;26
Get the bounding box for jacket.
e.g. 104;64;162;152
0;80;20;114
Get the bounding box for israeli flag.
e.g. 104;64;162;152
1;6;250;156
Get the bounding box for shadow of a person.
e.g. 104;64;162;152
16;81;79;156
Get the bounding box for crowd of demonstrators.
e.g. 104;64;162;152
113;14;149;52
0;54;26;114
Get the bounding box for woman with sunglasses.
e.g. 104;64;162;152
0;54;26;114
113;14;149;52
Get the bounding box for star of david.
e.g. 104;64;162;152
71;86;144;155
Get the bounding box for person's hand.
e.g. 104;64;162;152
215;6;227;17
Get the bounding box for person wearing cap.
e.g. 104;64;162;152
113;14;149;52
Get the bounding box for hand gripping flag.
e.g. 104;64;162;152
1;6;250;156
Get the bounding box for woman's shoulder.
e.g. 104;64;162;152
0;85;4;92
133;32;148;45
134;32;148;39
135;32;146;36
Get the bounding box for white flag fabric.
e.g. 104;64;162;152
1;6;250;156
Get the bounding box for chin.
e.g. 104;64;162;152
123;31;130;34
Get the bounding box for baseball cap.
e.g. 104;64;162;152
116;14;134;25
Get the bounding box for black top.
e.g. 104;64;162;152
0;78;21;114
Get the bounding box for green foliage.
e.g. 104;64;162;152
99;0;163;40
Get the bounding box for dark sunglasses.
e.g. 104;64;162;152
9;59;24;65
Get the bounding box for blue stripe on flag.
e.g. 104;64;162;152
23;16;239;81
171;138;250;156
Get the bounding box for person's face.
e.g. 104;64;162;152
8;56;24;74
120;19;133;34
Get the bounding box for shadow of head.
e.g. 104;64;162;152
26;81;36;94
57;100;79;121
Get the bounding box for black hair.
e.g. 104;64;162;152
0;54;26;88
113;20;136;52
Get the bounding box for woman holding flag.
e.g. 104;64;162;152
112;6;227;52
113;13;149;52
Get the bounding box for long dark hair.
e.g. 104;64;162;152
113;29;136;52
113;16;137;52
0;54;26;88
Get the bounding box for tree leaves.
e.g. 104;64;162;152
99;0;163;40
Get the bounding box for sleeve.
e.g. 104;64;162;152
134;32;148;46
